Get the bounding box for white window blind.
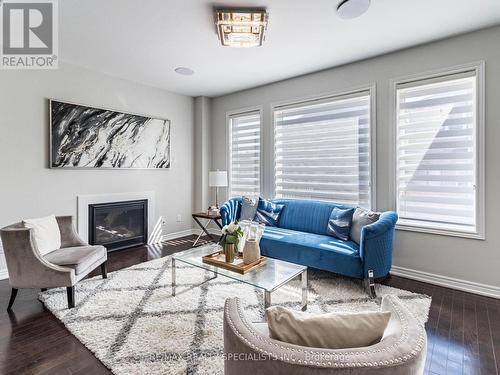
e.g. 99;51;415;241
228;111;261;197
274;92;372;207
396;71;478;234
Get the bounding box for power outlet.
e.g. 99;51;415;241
176;214;182;222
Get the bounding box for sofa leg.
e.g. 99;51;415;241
365;270;376;299
101;261;108;279
67;286;75;309
7;288;18;311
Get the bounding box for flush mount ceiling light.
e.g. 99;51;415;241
174;67;195;75
336;0;371;19
214;8;268;48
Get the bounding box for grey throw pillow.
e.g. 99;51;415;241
240;196;259;221
350;207;380;245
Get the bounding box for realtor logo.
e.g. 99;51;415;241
1;0;58;69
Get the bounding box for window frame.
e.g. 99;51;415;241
226;106;264;199
270;84;377;209
390;62;485;240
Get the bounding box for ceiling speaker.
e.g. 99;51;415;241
337;0;371;19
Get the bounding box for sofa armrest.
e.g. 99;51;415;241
359;211;398;279
56;216;88;248
220;198;242;226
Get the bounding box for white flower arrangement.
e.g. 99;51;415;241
220;221;244;247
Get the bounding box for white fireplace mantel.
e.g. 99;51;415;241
77;191;156;243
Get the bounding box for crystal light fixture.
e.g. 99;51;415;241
214;8;268;48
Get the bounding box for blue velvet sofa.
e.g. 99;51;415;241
220;198;398;291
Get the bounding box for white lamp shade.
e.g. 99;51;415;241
209;171;228;187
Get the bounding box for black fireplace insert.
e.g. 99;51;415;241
88;199;148;251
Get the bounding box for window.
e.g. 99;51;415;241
228;110;261;197
395;68;483;237
273;90;373;207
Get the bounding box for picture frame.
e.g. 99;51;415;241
49;99;171;169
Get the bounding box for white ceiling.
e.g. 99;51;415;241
60;0;500;97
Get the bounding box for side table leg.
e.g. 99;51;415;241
193;217;216;246
301;269;308;311
172;258;176;296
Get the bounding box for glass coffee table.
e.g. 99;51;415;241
172;245;308;310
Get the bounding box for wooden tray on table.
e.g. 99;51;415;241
202;250;267;274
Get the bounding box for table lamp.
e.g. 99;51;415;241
209;170;228;208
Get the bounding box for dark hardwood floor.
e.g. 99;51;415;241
0;235;498;375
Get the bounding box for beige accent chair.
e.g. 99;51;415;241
224;295;427;374
1;216;107;310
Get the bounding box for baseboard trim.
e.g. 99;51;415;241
0;244;7;280
391;265;500;299
0;269;8;280
160;229;198;242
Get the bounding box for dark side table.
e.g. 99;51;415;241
192;212;223;247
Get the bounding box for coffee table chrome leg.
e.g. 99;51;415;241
301;269;308;311
171;258;176;296
264;290;271;310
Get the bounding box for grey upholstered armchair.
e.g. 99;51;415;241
0;216;107;310
224;295;427;374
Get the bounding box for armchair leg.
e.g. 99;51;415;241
365;270;376;299
101;261;108;279
67;286;75;309
7;288;18;311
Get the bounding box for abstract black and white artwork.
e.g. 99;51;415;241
50;100;171;169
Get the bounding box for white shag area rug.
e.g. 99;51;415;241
39;244;431;375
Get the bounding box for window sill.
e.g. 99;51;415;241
396;223;485;240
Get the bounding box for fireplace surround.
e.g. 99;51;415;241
88;200;148;251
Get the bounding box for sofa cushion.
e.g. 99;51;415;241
326;207;355;241
45;245;106;274
272;199;354;236
260;227;363;278
254;198;285;227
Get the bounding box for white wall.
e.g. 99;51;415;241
210;26;500;294
0;62;195;277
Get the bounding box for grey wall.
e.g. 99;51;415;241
210;26;500;289
0;62;195;241
194;96;212;211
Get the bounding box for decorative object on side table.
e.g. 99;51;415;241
219;221;244;263
207;206;220;215
208;170;228;208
